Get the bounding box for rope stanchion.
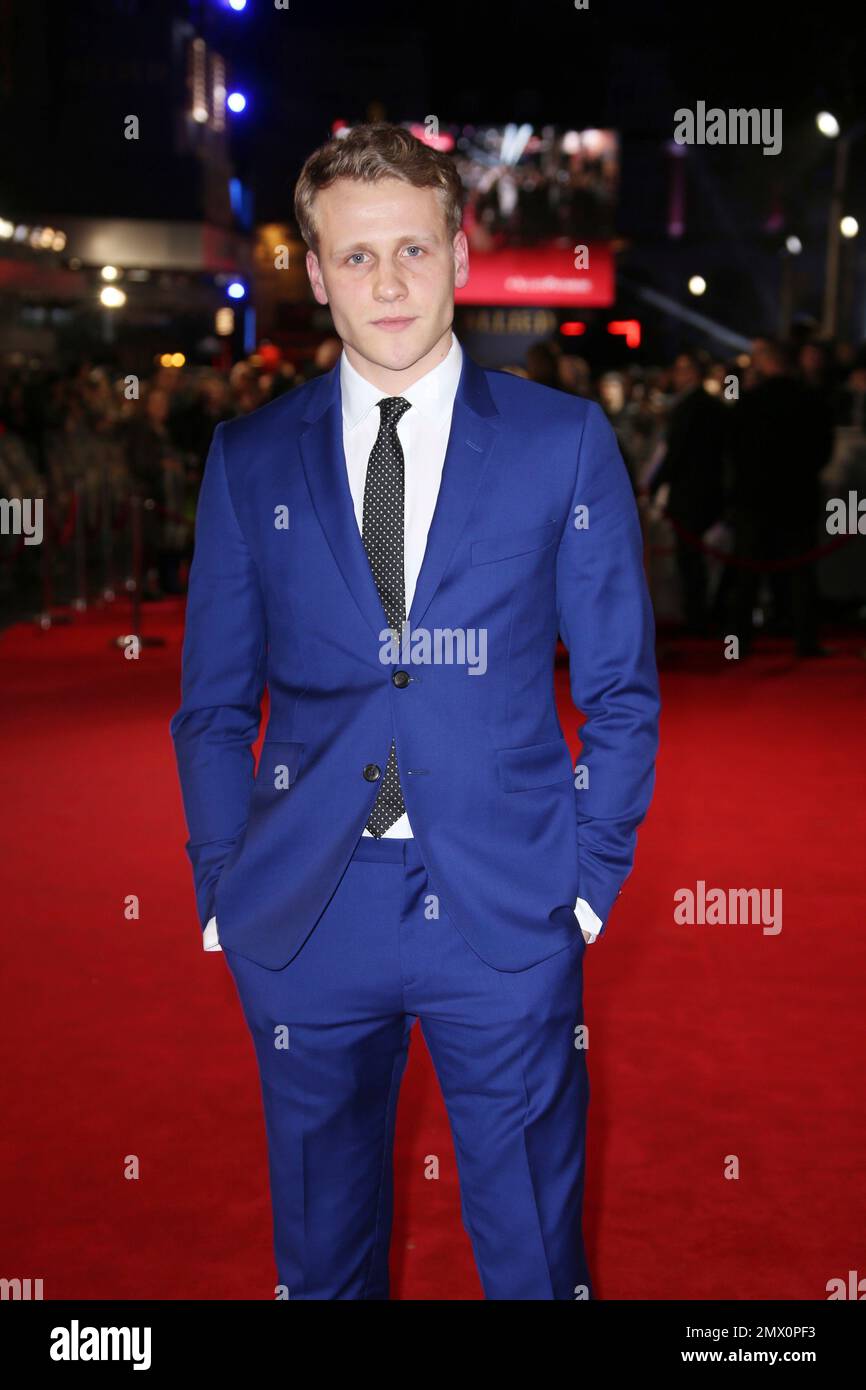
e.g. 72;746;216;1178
58;488;78;547
35;493;75;631
15;487;96;629
72;477;87;612
100;459;118;603
110;493;166;652
652;509;859;572
0;527;30;567
4;445;194;635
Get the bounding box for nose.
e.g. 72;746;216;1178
372;261;408;305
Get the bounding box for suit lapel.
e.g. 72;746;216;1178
298;348;502;641
407;352;501;630
299;369;389;639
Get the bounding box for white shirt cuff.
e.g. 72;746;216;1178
203;916;223;952
574;896;603;942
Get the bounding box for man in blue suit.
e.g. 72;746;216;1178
170;123;660;1300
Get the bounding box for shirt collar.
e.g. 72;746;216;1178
340;332;463;431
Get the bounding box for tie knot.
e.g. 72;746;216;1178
378;396;412;427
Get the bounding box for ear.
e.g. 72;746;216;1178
306;249;329;306
452;229;470;291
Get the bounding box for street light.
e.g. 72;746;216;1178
818;113;865;336
816;111;840;139
780;236;804;336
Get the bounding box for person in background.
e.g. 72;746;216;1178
730;338;833;657
171;373;234;464
835;348;866;430
302;336;343;381
261;360;298;403
798;340;838;410
124;385;186;597
556;353;591;397
525;339;559;389
648;351;729;633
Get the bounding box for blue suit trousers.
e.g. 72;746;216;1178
222;834;593;1300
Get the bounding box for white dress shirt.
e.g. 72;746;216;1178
203;332;601;949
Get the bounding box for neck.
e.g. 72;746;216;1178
343;324;453;395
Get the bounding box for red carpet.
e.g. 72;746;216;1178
1;598;864;1299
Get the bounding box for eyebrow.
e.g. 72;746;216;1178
330;232;441;259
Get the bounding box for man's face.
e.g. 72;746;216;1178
305;177;469;382
599;375;624;413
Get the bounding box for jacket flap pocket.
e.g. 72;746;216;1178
471;520;558;565
497;738;575;791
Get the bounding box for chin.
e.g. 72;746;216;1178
383;337;424;366
360;328;423;367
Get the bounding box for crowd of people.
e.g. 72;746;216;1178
2;329;865;651
506;333;866;655
0;340;341;608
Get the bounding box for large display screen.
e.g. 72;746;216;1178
403;122;619;307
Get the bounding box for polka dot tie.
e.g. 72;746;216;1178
362;396;412;836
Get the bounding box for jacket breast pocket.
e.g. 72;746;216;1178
497;738;575;791
253;740;305;797
471;520;559;566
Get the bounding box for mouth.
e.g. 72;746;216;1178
371;316;417;332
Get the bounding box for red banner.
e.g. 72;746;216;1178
455;241;614;307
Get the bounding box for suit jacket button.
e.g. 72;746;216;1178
363;763;381;782
392;670;410;688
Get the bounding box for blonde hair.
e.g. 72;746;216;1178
294;122;464;255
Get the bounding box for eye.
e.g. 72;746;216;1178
347;252;367;265
403;245;424;257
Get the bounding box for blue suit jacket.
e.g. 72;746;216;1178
169;350;660;970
